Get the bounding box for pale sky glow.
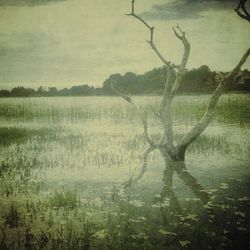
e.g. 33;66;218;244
0;0;249;89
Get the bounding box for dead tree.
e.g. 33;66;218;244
112;0;250;203
235;0;250;22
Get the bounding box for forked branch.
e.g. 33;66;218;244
171;25;190;97
126;0;170;66
111;81;134;105
124;146;155;188
158;25;190;150
178;48;250;151
126;1;191;153
235;0;250;22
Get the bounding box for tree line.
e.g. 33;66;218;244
0;65;249;97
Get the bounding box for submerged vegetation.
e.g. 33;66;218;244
0;0;249;248
0;95;249;249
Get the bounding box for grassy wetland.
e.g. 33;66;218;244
0;94;249;249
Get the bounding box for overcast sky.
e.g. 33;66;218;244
0;0;249;89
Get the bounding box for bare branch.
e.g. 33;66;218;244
111;81;134;105
173;25;190;72
214;72;225;83
111;81;156;146
157;25;190;151
235;0;250;22
126;0;170;66
126;0;151;30
178;48;250;151
141;112;156;146
242;0;250;17
124;147;155;188
126;3;191;153
170;25;191;97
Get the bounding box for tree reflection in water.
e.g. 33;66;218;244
125;146;212;225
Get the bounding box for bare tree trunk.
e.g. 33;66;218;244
177;48;250;155
113;0;250;211
119;0;250;164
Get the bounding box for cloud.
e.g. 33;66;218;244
0;0;66;7
0;31;59;83
142;0;237;20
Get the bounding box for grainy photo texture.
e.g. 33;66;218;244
0;0;249;249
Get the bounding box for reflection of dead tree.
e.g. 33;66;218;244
160;161;181;212
124;146;154;188
113;0;250;207
235;0;250;22
126;147;209;208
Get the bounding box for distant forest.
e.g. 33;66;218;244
0;65;249;97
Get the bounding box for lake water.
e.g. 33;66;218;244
0;94;249;249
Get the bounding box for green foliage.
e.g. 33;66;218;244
11;87;36;97
1;67;249;97
48;191;80;209
1;184;249;249
4;204;20;228
0;95;249;249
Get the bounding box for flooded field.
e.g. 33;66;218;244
0;94;249;249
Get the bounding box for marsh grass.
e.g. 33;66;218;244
48;190;80;209
0;94;249;125
0;94;249;249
